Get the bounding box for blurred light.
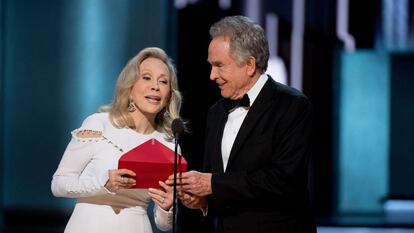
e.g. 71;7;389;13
219;0;232;10
384;200;414;212
290;0;305;91
384;200;414;223
318;227;414;233
337;51;389;213
78;0;105;116
383;0;410;50
265;13;287;84
60;1;129;125
266;13;278;57
244;0;261;24
336;0;355;52
174;0;199;9
266;57;287;84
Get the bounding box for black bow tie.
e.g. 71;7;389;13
224;94;250;112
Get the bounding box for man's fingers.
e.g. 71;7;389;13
166;177;186;185
167;171;194;180
183;193;194;201
181;184;196;192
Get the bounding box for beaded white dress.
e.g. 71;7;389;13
51;112;174;233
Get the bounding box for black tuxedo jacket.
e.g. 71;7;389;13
203;77;316;233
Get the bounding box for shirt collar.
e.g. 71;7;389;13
246;74;268;106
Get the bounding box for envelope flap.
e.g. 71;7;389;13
119;138;185;164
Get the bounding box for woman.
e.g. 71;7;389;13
51;47;182;233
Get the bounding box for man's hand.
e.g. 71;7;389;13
166;171;213;196
178;192;208;209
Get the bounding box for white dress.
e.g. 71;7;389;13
51;112;175;233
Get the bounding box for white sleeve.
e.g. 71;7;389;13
51;114;112;198
153;204;173;231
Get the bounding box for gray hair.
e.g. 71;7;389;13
209;15;269;73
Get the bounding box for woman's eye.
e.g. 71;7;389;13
142;76;151;80
160;80;168;84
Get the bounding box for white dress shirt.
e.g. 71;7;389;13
221;74;268;171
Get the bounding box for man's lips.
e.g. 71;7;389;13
217;82;226;89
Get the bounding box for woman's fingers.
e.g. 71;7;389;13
148;188;162;200
106;169;136;192
158;180;171;191
148;189;165;207
118;169;136;187
118;168;136;177
148;182;174;211
120;176;136;185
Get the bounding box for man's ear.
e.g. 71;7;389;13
246;56;257;76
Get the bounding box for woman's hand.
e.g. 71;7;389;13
105;168;136;193
148;181;173;211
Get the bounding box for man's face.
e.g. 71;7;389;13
207;36;251;100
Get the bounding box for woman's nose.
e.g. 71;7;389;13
151;80;160;90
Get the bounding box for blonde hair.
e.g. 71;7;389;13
100;47;182;140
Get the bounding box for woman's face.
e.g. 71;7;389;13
130;57;171;119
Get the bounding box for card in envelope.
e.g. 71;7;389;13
118;138;187;188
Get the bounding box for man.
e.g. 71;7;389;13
169;15;316;233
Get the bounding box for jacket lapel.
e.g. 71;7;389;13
211;102;227;173
226;78;276;170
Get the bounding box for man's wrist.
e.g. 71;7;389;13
207;173;213;195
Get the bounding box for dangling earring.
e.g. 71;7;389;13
163;109;170;119
128;99;136;112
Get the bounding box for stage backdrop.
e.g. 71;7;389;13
1;0;176;232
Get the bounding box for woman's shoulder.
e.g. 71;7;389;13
80;112;111;130
69;112;109;140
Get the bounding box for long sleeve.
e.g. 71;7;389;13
51;114;112;198
51;134;111;197
153;204;173;231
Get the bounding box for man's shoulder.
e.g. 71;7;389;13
272;81;308;101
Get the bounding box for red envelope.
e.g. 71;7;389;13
118;138;187;188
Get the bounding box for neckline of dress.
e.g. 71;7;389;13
129;128;158;137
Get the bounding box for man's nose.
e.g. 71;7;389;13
210;67;218;81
